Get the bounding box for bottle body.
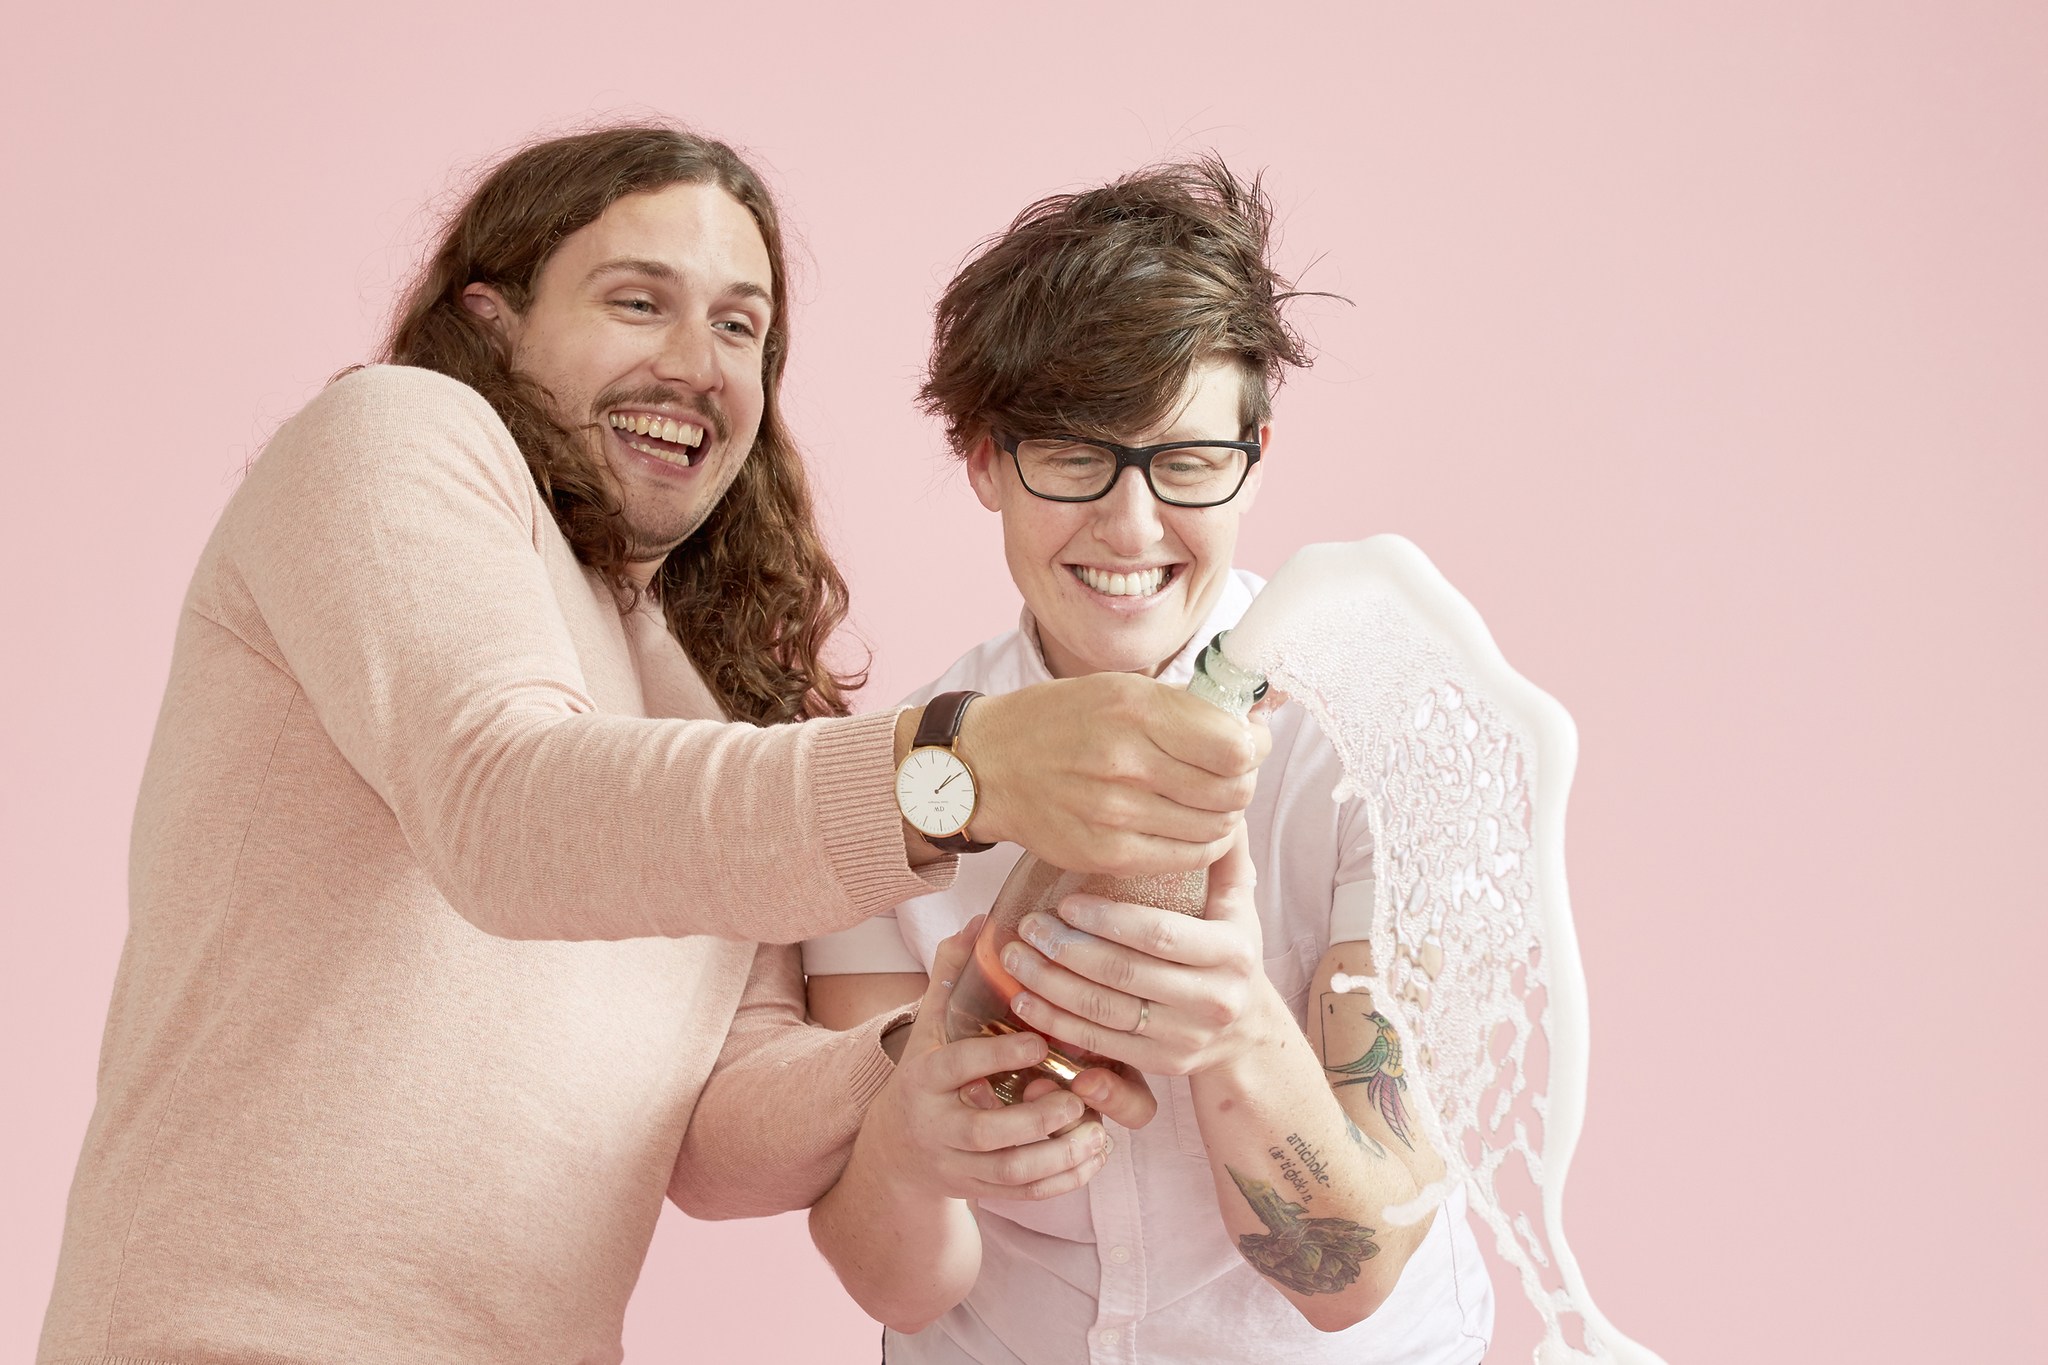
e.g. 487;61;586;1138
941;633;1267;1103
943;860;1207;1103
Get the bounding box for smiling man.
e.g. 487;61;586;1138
36;125;1264;1365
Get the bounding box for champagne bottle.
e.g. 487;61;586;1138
942;632;1268;1103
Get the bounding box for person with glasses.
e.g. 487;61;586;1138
802;159;1495;1363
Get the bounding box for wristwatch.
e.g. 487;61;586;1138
895;690;995;853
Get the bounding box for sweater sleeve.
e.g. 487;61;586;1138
668;942;913;1219
206;366;949;942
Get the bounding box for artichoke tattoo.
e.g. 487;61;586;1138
1228;1167;1379;1296
1325;1011;1414;1149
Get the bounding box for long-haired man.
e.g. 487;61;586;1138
38;124;1260;1365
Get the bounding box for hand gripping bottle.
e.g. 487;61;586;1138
942;633;1267;1102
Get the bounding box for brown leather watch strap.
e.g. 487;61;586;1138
914;691;994;852
915;690;981;750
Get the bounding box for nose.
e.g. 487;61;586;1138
653;320;721;392
1093;465;1164;555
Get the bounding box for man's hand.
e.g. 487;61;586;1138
852;923;1150;1203
950;674;1270;876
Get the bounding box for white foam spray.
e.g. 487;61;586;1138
1224;536;1666;1365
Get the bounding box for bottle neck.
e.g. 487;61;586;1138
1188;631;1268;718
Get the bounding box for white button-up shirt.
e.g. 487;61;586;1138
807;571;1495;1364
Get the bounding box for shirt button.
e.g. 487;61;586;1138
1108;1245;1132;1265
1099;1328;1123;1347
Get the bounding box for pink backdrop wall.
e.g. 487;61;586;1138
4;4;2042;1361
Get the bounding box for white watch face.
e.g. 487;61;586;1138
896;746;978;838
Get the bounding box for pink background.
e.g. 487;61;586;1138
4;4;2043;1361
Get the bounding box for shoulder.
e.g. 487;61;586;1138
253;365;535;506
289;364;514;459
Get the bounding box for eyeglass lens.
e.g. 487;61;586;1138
1013;439;1249;505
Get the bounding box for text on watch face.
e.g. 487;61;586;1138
898;748;976;833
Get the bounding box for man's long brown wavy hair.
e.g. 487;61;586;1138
384;123;858;724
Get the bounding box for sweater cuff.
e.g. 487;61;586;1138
843;1002;920;1112
813;708;957;912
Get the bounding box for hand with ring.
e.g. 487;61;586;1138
996;828;1292;1078
855;918;1158;1204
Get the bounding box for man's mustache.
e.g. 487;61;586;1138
586;385;731;445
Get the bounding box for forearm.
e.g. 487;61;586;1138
671;947;912;1220
810;1129;982;1333
1190;985;1437;1330
227;369;950;942
419;706;943;940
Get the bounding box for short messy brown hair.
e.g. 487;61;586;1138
919;155;1315;455
383;123;858;725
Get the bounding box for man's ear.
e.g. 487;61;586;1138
460;283;519;344
1233;423;1271;514
964;432;1005;512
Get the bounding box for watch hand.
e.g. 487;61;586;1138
935;772;961;791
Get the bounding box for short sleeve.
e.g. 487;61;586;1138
1329;878;1377;944
1330;776;1377;945
802;914;924;976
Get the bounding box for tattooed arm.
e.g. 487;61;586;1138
1190;930;1446;1331
996;836;1445;1331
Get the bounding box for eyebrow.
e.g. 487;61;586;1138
583;257;773;307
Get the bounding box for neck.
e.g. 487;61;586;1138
1035;625;1182;682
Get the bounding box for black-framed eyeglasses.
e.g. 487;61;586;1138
994;430;1262;508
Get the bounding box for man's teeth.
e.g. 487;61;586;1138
607;412;706;448
1073;565;1169;597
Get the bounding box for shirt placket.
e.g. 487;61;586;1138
1085;1118;1148;1364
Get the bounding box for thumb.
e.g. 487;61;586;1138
908;915;984;1050
931;915;982;989
1203;825;1259;930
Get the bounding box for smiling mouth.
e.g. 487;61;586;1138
1070;564;1177;598
608;411;706;467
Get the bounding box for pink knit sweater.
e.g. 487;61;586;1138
39;366;948;1365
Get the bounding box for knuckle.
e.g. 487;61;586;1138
1046;1098;1084;1137
1102;834;1143;873
1021;1173;1071;1202
1210;985;1245;1027
992;1148;1036;1186
1141;918;1179;958
1061;1014;1104;1054
1097;765;1146;806
963;1110;1008;1153
1084;985;1122;1024
1099;952;1142;994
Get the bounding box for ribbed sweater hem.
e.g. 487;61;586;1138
813;708;956;909
845;1001;919;1111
